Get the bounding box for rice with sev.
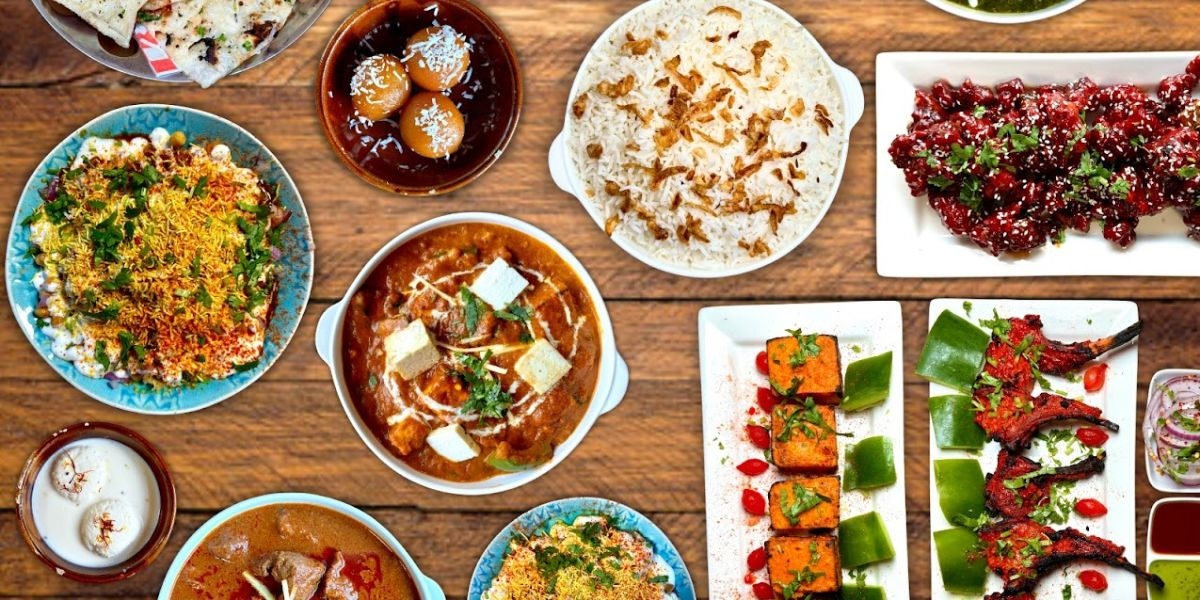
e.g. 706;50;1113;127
482;516;676;600
26;128;285;386
567;0;846;271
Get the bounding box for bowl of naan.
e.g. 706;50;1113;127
33;0;332;86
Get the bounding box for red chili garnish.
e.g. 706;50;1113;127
1079;569;1108;591
1076;426;1109;447
1083;364;1108;393
751;581;775;599
741;489;766;516
747;547;767;571
746;425;771;450
755;351;770;375
756;386;780;413
737;459;770;476
1074;498;1108;518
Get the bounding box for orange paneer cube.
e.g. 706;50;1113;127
771;404;839;473
766;332;842;405
766;536;842;595
769;476;840;532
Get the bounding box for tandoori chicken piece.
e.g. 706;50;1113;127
978;519;1163;597
984;450;1106;519
974;386;1118;451
982;315;1142;392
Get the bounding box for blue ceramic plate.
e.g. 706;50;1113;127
6;104;314;414
468;497;696;599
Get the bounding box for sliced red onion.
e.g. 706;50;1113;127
1146;374;1200;486
270;246;282;261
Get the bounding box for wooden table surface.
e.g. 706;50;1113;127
2;0;1198;598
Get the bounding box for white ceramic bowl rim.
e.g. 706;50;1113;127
550;0;865;279
155;492;443;599
924;0;1088;24
316;212;624;496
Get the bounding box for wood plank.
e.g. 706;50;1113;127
4;86;1200;303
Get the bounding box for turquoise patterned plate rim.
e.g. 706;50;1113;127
5;104;314;415
467;496;696;599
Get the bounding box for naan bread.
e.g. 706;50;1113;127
54;0;144;47
151;0;296;87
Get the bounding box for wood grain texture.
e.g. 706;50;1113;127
0;0;1193;598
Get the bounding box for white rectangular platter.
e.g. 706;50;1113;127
699;302;909;598
926;299;1139;600
876;51;1200;278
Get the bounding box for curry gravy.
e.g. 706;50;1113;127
342;224;601;482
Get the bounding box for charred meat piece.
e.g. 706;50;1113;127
322;551;359;600
979;519;1163;596
984;450;1106;519
983;316;1142;389
252;551;326;600
974;386;1118;451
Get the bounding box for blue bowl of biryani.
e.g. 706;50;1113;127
468;497;696;600
6;104;313;414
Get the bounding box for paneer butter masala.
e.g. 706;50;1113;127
170;503;417;599
342;223;601;481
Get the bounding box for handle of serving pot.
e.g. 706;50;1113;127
601;352;629;415
418;574;446;600
832;64;865;130
548;131;575;195
315;300;344;366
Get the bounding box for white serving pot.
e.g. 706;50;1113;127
548;0;865;279
315;212;629;496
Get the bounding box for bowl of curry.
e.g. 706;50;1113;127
158;492;443;599
316;212;627;495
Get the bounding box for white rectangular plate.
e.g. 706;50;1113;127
699;302;909;598
926;299;1139;600
876;51;1200;278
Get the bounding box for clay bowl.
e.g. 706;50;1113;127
317;0;523;195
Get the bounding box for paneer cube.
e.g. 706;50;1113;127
766;333;843;405
425;424;480;463
766;536;841;595
386;409;430;456
384;320;441;380
769;476;840;532
469;258;529;310
515;339;572;394
771;404;839;473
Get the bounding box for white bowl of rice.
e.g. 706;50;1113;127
550;0;863;278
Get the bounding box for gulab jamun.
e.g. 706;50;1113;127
399;91;466;159
350;54;412;121
403;25;471;91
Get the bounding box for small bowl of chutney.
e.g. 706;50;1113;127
924;0;1088;24
1147;498;1200;599
317;0;522;195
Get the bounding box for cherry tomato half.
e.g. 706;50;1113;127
1075;498;1108;518
756;387;781;414
1084;364;1108;393
737;459;771;476
1076;426;1109;448
755;351;770;375
752;581;775;599
747;547;767;571
742;489;766;516
1079;569;1108;592
747;425;771;450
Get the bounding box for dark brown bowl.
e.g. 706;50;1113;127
317;0;523;195
15;422;177;583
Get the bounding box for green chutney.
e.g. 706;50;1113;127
1149;560;1200;600
947;0;1068;13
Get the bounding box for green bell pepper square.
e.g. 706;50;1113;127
839;511;895;569
929;394;987;451
842;351;893;412
840;585;886;600
934;527;988;594
916;310;990;392
844;436;897;491
934;459;986;524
